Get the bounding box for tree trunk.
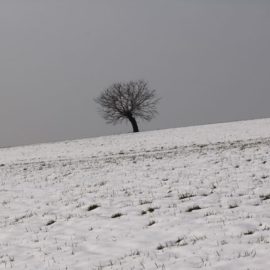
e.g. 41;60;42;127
128;116;139;133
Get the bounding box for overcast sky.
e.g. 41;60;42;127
1;0;270;147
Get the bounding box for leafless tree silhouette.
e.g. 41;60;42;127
95;80;160;133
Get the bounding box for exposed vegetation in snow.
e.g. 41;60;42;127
1;119;270;269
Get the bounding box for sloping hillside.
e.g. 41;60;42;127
1;119;270;269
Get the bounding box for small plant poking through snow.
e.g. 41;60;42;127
175;237;185;245
87;204;100;211
46;220;56;226
141;210;147;215
147;207;159;213
260;194;270;201
139;200;152;205
111;213;122;218
147;207;155;213
148;220;156;227
243;230;255;236
157;244;165;250
178;192;195;200
157;237;186;251
186;205;201;212
228;202;239;209
141;207;159;215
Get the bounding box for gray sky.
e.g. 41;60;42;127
1;0;270;147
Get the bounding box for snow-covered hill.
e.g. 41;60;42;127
1;118;270;269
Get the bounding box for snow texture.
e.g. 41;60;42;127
1;118;270;269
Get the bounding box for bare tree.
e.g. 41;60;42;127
95;80;160;133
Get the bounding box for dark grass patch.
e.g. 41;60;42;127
199;144;207;149
157;237;186;251
111;213;122;218
178;193;195;200
260;194;270;201
157;244;165;250
201;192;210;197
139;200;152;205
148;220;156;227
243;230;255;236
186;205;201;212
228;203;239;209
46;220;56;226
87;204;100;211
147;207;159;213
141;207;159;215
175;237;185;245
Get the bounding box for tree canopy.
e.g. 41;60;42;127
95;80;160;132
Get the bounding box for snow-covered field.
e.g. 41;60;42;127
1;118;270;270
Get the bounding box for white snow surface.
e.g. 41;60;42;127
1;118;270;269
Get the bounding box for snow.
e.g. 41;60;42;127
1;118;270;269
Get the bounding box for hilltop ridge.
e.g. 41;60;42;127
1;118;270;165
